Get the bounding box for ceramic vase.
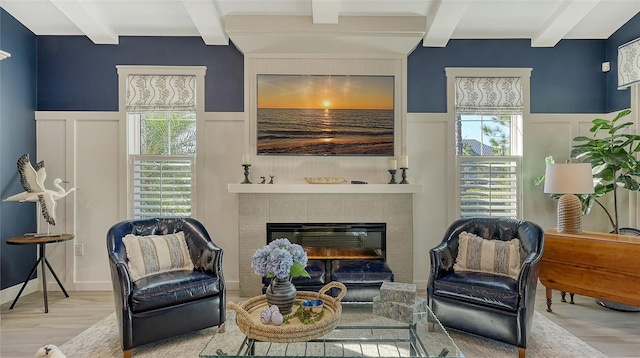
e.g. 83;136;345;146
265;276;296;315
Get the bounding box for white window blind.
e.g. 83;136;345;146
459;156;521;219
130;155;194;218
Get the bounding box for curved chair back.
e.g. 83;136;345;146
107;217;219;271
441;217;544;260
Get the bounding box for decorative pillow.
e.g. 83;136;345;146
123;231;193;281
453;231;522;280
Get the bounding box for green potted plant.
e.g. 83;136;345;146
570;109;640;234
535;110;640;234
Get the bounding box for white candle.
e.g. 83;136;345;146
242;154;251;165
388;159;397;170
400;156;409;168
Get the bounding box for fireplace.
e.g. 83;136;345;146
236;192;414;297
267;223;386;261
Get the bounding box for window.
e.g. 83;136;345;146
123;72;199;218
450;73;528;219
457;115;515;156
128;112;196;218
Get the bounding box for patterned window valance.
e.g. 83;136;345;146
126;75;196;111
455;77;523;115
618;37;640;90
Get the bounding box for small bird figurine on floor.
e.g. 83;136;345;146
35;344;67;358
2;154;77;227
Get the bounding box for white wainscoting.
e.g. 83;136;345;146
20;110;624;298
33;111;246;293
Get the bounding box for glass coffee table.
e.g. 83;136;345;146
200;303;463;357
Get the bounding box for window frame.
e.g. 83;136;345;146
117;66;206;220
445;68;531;221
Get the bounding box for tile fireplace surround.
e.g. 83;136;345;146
237;191;415;297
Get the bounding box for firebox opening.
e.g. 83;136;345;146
266;223;386;261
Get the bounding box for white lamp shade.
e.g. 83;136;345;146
543;163;595;194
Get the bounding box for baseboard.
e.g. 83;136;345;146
45;281;113;291
1;279;38;305
226;280;239;291
5;279;430;301
44;280;240;291
413;279;428;289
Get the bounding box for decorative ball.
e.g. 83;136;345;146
270;305;280;313
260;307;272;324
271;311;284;325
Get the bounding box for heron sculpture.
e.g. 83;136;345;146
2;154;77;231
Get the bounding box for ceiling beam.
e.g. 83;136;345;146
225;15;426;55
531;0;601;47
181;0;228;45
423;0;469;47
49;0;118;44
0;50;11;60
312;0;341;24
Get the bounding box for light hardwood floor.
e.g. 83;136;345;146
1;287;639;357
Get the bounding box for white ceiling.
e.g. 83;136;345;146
2;0;640;54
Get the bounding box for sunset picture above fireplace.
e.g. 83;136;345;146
257;74;394;156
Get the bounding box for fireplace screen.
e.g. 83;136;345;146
266;223;386;260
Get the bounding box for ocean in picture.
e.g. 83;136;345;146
257;108;394;155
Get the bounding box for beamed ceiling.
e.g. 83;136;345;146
2;0;639;54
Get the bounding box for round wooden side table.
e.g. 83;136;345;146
7;233;74;313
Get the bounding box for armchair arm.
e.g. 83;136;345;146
193;242;224;278
517;251;543;308
108;253;134;312
108;255;135;349
429;242;455;280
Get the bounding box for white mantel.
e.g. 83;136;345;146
228;183;422;194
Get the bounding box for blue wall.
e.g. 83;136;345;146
0;9;38;290
37;36;244;112
38;36;612;114
606;12;640;112
408;39;606;113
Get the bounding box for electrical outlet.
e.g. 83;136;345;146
75;243;84;256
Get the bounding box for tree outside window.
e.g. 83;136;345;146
129;112;196;218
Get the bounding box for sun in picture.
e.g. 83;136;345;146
322;100;331;115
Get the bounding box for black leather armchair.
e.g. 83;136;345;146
107;218;225;357
427;218;544;358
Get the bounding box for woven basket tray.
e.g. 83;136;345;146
227;281;347;343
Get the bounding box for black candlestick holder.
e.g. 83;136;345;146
399;167;409;184
388;170;397;184
241;164;252;184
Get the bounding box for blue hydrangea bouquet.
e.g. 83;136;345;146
251;238;310;279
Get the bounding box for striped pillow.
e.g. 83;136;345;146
123;232;193;282
453;231;522;280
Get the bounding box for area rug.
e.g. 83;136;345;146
60;309;606;357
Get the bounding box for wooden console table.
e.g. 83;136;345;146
539;229;640;312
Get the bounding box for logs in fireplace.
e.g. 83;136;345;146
265;223;394;302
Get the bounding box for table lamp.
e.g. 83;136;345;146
543;163;594;234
